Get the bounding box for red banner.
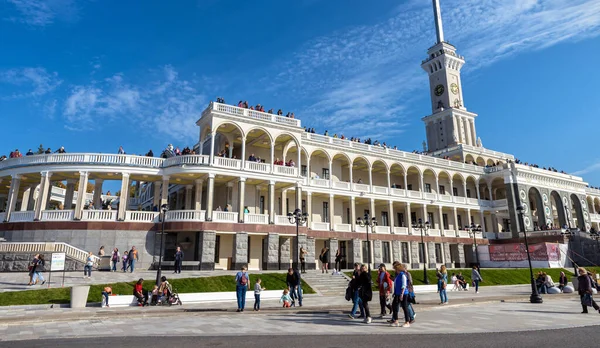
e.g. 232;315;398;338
488;243;560;262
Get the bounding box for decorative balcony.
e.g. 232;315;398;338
125;211;159;223
428;229;441;236
275;215;290;225
444;230;456;237
311;179;330;188
458;230;470;238
439;195;453;203
166;210;205;222
9;211;34;222
374;226;390;234
213;211;238;223
334;223;352;232
390;188;406;197
407;190;422;199
81;210;117;221
245;161;271;174
244;213;269;224
213;157;241;169
353;183;370;192
393;227;409;235
42;210;74;221
209;102;301;128
424;192;437;200
273;165;298;177
372;186;388;195
311;222;330;231
332;181;351;190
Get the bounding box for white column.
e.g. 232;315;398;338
296;147;302;177
475;184;481;200
241;137;246;170
480;211;486;231
238;178;246;222
74;171;89;220
26;185;37;211
306;156;311;180
406;203;412;234
370;198;376;222
281;189;287;215
194;179;203;211
307;192;313;227
386;170;391;189
268;180;275;223
153;181;161;209
349;163;353;187
226;182;234;208
466;208;472;226
403;172;408;190
63;179;76;210
470;119;477;146
368;165;373;191
117;173;130;221
5;175;21;221
328;160;333;187
350;196;356;231
329;194;334;229
161;176;169;206
419;175;424;192
422;205;428;232
464;118;472;145
33;173;50;220
205;174;215;221
452;115;459;144
185;185;193;210
488;185;493;201
388;201;394;228
435;176;439;195
20;186;31;212
93;179;103;209
453;207;459;231
449;179;454;197
295;183;302;211
438;205;444;231
209;131;216;164
270;142;275;174
464;182;469;198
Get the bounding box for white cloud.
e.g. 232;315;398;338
264;0;600;141
574;161;600;176
62;66;207;139
5;0;80;27
0;67;62;99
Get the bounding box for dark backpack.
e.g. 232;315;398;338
345;286;352;301
239;272;248;286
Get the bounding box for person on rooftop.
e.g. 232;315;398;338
26;149;33;156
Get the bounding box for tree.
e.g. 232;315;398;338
36;144;44;154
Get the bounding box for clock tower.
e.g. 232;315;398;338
421;0;479;152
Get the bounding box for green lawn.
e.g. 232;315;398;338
0;273;314;307
345;268;576;289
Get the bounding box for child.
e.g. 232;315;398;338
280;289;292;308
254;278;265;311
101;286;112;308
121;251;129;272
150;285;159;305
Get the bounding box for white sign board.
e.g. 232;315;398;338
50;253;66;271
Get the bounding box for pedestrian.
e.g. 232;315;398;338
110;248;120;272
121;251;129;272
300;246;308;274
404;267;416;322
84;252;94;279
133;278;149;306
348;263;364;319
389;263;411;328
235;266;249;312
377;263;393;318
98;246;105;257
578;267;600;314
471;266;483;294
286;267;303;307
280;289;292;308
102;286;112;308
437;265;448;304
254;278;265;311
334;249;343;274
33;254;46;285
358;264;373;324
128;246;138;273
319;247;329;274
27;254;39;285
174;246;184;274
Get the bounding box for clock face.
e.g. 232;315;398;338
450;83;459;94
434;84;445;96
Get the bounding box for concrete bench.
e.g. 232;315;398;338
413;283;469;293
101;290;283;308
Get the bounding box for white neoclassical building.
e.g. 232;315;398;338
1;0;598;271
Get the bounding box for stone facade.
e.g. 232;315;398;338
410;241;420;269
198;230;216;270
328;238;338;267
3;229;156;270
443;242;452;268
392;240;401;264
0;253;81;272
348;238;361;267
373;240;382;267
457;243;466;268
305;236;316;270
231;232;248;270
279;237;291;270
427;242;437;269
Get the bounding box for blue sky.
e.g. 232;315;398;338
1;0;600;185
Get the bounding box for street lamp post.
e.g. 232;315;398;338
155;204;169;286
287;208;308;270
356;213;377;273
516;205;543;304
561;230;578;276
468;223;483;267
412;218;430;284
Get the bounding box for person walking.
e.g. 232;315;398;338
254;278;265;311
437;265;448;304
102;286;112;308
578;267;600;314
300;246;308;274
376;263;393;318
110;248;120;272
348;263;364;319
358;264;373;324
121;251;129;272
319;247;329;274
84;252;94;279
235;266;249;312
334;249;343;274
33;254;46;285
174;246;184;274
27;254;39;285
471;266;483;294
128;246;138;273
286;267;303;307
389;263;411;328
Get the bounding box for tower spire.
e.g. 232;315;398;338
432;0;445;44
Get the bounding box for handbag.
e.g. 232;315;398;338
582;293;593;307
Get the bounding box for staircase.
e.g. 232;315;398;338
0;242;100;264
302;270;350;297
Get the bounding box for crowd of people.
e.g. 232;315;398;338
217;97;298;120
512;158;567;174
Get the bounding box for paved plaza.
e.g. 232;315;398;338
0;297;598;342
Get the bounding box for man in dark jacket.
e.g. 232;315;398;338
349;263;364;319
174;246;184;274
286;267;302;306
